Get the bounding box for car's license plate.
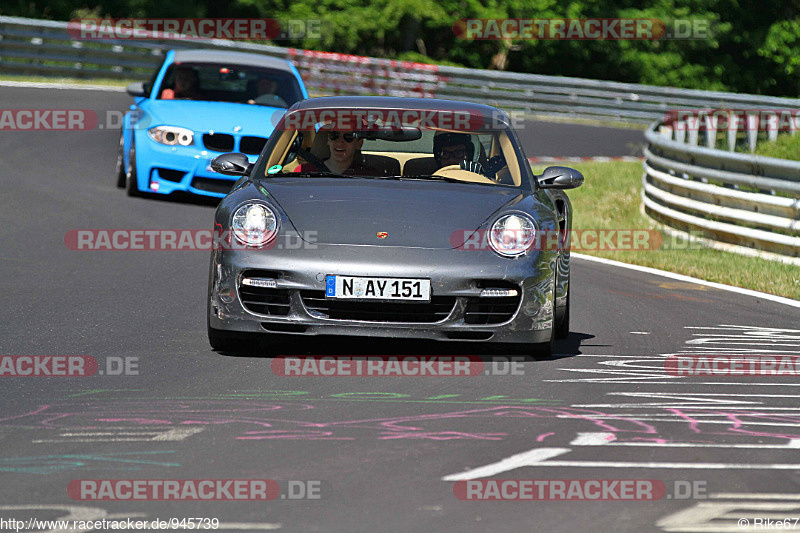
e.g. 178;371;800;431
325;276;430;301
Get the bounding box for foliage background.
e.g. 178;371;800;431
4;0;800;97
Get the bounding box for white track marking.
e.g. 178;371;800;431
710;494;800;500
442;447;800;477
657;499;800;532
441;448;570;481
573;253;800;308
0;80;125;92
570;432;800;449
32;427;203;443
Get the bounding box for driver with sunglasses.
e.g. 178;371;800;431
294;130;382;176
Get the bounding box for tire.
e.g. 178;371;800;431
555;277;570;339
207;324;258;353
115;132;127;188
126;138;142;197
531;324;554;359
502;277;555;359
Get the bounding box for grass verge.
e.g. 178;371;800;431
752;132;800;161
539;161;800;300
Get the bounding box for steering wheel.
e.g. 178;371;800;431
431;165;498;184
433;164;462;174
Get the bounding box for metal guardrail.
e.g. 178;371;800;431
659;110;796;153
4;15;800;124
643;122;800;258
4;16;800;259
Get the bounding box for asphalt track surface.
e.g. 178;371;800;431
2;85;800;532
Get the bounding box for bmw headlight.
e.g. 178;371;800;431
147;126;194;146
231;203;278;246
489;214;536;257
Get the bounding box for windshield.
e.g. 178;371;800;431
261;111;527;187
156;62;304;108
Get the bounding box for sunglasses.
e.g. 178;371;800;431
328;131;357;143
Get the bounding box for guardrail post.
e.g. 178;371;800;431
704;112;718;149
687;111;701;146
727;112;739;152
763;110;779;143
674;121;686;144
746;111;759;153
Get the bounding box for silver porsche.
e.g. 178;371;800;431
206;96;583;356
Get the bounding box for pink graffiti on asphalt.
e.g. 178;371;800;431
3;401;800;443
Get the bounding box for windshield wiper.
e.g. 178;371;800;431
382;174;481;184
272;171;375;179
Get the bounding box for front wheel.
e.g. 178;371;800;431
126;138;142;197
115;132;127;188
500;279;556;359
531;325;554;359
555;278;570;339
207;325;260;353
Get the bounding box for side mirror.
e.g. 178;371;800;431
126;82;147;98
536;166;584;189
211;153;253;176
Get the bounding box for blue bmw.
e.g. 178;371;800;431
116;49;308;198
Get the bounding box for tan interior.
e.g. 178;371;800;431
263;129;522;186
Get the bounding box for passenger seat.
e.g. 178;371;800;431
403;157;439;176
363;154;400;176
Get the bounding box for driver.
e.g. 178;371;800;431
294;129;383;176
433;131;483;173
247;78;285;106
161;68;200;100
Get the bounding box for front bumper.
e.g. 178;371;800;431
134;137;255;198
208;242;556;344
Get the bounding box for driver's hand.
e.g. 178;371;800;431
484;155;506;175
460;160;484;174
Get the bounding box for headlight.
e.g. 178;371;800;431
231;203;278;246
489;214;536;257
147;126;194;146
